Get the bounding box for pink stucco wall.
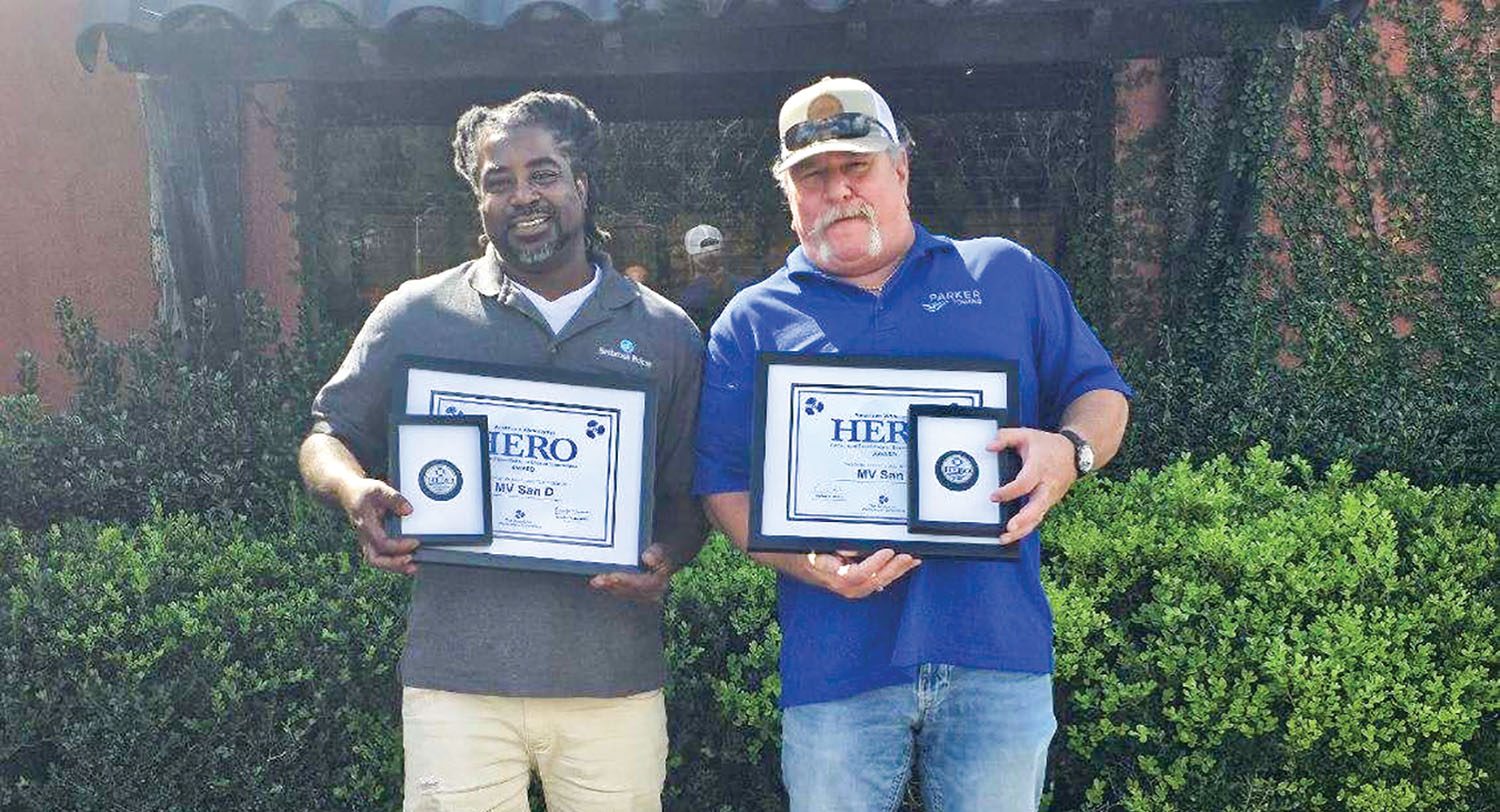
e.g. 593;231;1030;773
0;0;155;406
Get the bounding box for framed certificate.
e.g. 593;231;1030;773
387;415;493;545
906;405;1021;557
393;356;656;575
750;353;1019;558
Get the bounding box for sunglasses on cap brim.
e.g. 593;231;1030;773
782;112;895;152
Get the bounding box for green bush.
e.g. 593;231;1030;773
663;534;782;812
0;296;344;532
4;450;1494;811
1047;447;1498;811
0;498;407;812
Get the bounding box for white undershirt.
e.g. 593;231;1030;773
512;266;602;335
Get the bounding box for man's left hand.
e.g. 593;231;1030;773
589;544;676;604
987;428;1078;545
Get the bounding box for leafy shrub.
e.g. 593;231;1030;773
0;296;345;531
663;534;782;812
1047;447;1498;811
0;497;406;812
4;450;1494;811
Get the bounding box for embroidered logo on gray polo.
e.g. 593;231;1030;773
922;289;984;313
935;450;980;491
418;459;463;501
597;338;653;369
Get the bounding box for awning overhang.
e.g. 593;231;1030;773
78;0;1370;81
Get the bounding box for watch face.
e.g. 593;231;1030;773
1077;444;1095;473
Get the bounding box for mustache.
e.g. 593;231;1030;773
810;201;876;238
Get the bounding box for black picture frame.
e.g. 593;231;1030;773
750;352;1019;558
386;414;493;546
905;404;1022;559
393;355;657;576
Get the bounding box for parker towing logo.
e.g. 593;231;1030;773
921;289;984;313
597;338;653;369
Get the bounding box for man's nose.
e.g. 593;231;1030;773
825;168;856;200
509;179;542;206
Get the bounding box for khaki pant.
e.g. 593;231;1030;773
402;686;668;812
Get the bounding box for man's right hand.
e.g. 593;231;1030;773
338;478;420;575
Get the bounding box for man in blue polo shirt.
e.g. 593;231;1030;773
694;77;1132;811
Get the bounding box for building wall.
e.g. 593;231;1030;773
0;0;154;406
242;83;302;342
0;3;302;406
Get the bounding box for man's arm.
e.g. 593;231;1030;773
989;388;1130;544
703;492;920;600
299;432;419;575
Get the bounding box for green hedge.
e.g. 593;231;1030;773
0;297;344;532
4;449;1494;811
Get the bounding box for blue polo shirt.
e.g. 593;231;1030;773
694;225;1132;708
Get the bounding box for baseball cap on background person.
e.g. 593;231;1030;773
684;224;724;257
774;76;900;174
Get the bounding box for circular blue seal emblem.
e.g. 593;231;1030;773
619;338;636;354
935;450;980;492
417;459;463;502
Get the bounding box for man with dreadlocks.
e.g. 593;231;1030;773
300;91;705;811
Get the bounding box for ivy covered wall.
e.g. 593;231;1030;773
1092;0;1497;484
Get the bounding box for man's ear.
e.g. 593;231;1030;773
575;173;589;205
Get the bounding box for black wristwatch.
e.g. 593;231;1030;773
1058;429;1095;475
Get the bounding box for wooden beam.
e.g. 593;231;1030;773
141;78;245;342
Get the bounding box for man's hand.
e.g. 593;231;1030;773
339;478;420;575
988;428;1078;545
757;548;921;600
590;544;676;604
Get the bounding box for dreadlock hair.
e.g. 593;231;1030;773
452;91;611;262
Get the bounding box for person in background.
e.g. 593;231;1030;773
676;223;753;332
622;263;652;286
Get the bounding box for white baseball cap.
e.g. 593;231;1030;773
684;224;724;256
774;77;900;174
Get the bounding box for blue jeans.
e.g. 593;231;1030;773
781;666;1055;812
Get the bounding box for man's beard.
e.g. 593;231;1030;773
808;202;883;267
506;236;564;266
496;204;568;267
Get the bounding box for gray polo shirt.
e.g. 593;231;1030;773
311;251;705;697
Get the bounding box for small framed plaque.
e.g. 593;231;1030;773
750;353;1019;558
906;405;1021;557
387;415;493;545
393;356;656;575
